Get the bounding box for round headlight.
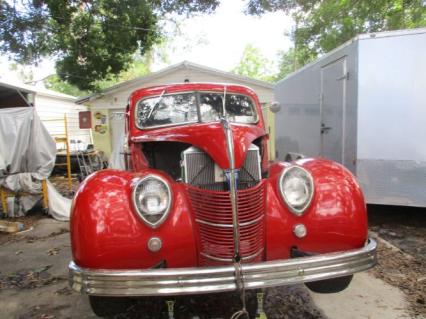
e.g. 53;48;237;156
279;166;314;215
132;175;171;228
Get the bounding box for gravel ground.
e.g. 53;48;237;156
368;205;426;318
370;239;426;318
106;286;325;319
369;205;426;258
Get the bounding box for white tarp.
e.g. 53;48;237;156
46;180;71;221
0;107;71;220
109;131;126;170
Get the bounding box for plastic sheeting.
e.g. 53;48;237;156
46;180;71;221
0;107;71;220
0;108;56;179
109;132;126;170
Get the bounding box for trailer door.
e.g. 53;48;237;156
320;58;347;163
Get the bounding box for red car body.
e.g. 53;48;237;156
69;83;376;313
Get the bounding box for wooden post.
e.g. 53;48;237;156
64;114;73;192
0;187;8;217
41;179;49;210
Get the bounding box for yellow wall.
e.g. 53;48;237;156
262;106;276;161
267;109;276;161
91;109;112;157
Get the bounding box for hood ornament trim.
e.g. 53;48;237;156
220;104;248;317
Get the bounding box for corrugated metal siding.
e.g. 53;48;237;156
35;95;91;147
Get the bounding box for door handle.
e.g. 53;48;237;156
321;123;332;134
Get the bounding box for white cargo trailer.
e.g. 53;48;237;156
274;28;426;207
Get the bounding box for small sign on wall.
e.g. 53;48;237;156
79;111;92;129
93;111;108;134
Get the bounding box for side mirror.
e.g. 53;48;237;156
270;102;281;113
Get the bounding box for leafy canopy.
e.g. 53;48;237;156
44;52;153;96
232;44;275;83
0;0;219;90
247;0;426;66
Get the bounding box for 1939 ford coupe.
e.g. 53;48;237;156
69;83;377;317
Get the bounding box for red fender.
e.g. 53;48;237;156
265;158;368;260
71;169;198;269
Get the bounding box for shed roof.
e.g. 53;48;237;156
0;79;76;102
76;60;274;104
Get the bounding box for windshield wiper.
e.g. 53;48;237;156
222;85;227;118
147;89;167;121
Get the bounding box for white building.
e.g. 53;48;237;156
77;61;275;158
0;80;91;147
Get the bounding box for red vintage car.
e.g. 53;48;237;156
69;83;377;317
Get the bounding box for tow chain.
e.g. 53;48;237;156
166;300;175;319
230;260;249;319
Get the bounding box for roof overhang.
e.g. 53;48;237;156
76;61;274;104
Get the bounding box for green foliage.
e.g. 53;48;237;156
8;62;35;83
247;0;426;66
275;48;296;80
44;53;152;96
44;75;90;97
0;0;219;91
232;44;275;83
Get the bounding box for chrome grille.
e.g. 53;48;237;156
182;144;261;190
187;181;266;266
182;147;218;189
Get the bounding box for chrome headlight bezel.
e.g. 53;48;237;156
278;166;314;216
132;174;172;228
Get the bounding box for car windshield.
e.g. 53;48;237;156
136;91;258;128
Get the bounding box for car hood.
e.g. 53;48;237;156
130;122;266;169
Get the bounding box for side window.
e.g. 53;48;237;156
199;92;223;122
225;94;257;123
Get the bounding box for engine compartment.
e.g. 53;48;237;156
140;141;264;190
140;141;191;180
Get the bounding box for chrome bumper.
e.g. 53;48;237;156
69;239;377;296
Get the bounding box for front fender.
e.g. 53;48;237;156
71;169;197;269
265;159;368;260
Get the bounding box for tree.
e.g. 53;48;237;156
275;48;296;80
44;75;90;97
44;52;155;96
232;44;275;82
0;0;219;90
43;30;175;96
247;0;426;66
8;62;35;83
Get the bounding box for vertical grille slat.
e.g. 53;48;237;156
182;143;265;266
187;181;266;266
183;144;261;191
185;152;215;186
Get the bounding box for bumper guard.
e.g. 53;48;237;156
69;238;377;296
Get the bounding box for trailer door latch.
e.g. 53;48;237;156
321;123;332;134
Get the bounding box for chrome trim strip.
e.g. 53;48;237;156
200;248;264;262
195;215;263;228
69;239;377;296
220;115;241;259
